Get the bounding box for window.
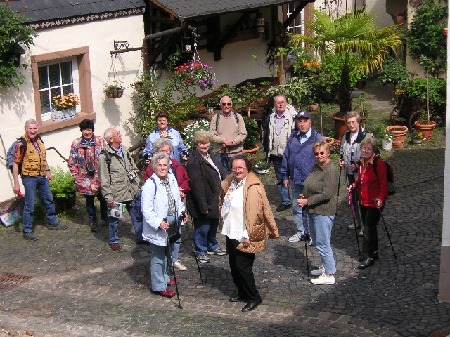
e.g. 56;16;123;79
31;47;95;134
284;2;304;35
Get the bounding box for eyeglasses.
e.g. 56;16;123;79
221;103;232;107
231;167;246;173
314;151;326;156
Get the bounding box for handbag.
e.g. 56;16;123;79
166;216;181;244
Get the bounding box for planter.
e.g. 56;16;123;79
242;145;259;161
105;87;124;98
414;120;436;140
381;138;393;151
386;125;408;148
51;107;77;121
411;139;424;144
332;114;347;141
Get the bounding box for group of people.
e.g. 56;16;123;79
10;92;389;312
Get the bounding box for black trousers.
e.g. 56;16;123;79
360;206;380;258
226;237;261;302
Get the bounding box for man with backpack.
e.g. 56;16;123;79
209;95;247;174
12;119;68;241
98;127;142;251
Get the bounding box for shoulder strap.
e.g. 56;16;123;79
102;150;112;184
215;112;240;133
150;176;157;193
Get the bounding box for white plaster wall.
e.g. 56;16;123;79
442;20;450;248
0;15;144;203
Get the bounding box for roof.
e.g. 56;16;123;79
8;0;145;23
150;0;309;20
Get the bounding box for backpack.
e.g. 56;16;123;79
373;156;396;195
6;137;27;173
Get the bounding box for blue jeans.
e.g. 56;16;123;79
309;213;336;275
171;227;182;263
271;156;291;205
22;175;58;233
108;194;143;244
214;154;232;175
193;217;220;255
85;193;108;224
291;183;309;235
150;243;170;291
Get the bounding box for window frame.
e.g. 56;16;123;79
31;46;95;134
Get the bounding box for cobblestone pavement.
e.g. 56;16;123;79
0;144;449;337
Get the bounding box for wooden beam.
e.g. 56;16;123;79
282;0;313;29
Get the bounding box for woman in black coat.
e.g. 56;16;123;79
186;131;227;263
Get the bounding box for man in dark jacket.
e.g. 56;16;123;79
281;111;323;243
186;131;227;263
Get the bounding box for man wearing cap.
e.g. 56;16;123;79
280;111;324;243
68;119;108;232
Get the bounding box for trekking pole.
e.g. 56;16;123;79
166;237;183;309
304;234;310;280
348;192;361;256
379;210;397;260
335;165;342;216
190;219;205;286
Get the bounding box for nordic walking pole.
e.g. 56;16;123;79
335;165;342;216
167;237;183;309
379;211;397;259
191;219;205;286
348;192;361;256
304;234;310;279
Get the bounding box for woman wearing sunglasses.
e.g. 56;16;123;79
297;141;339;285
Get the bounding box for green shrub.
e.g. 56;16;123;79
243;117;259;150
49;166;76;198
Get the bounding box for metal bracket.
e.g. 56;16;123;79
110;40;143;55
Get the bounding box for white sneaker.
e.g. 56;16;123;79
288;233;301;243
172;260;187;271
311;274;335;285
310;266;324;276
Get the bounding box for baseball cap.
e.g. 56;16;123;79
295;111;311;120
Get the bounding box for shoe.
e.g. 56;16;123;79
288;233;301;243
358;258;374;269
48;222;68;230
110;243;121;251
23;232;39;241
167;278;179;286
348;223;361;230
311;266;324;276
311;274;335;285
196;254;210;263
358;230;364;237
90;222;98;232
241;298;262;312
276;203;291;212
172;260;187;271
154;289;175;298
207;248;227;256
229;294;247;302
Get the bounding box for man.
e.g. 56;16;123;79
265;94;297;212
339;111;367;235
281;111;323;243
98;128;143;251
12;119;68;241
209;95;247;174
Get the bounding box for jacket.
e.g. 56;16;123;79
340;127;367;177
141;173;185;246
144;158;190;192
17;135;47;177
221;172;279;253
98;144;140;203
209;111;247;155
142;126;188;162
354;156;388;207
280;128;323;184
68;135;106;196
266;105;297;157
186;148;226;219
303;161;339;216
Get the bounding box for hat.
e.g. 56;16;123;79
79;119;95;131
295;111;311;120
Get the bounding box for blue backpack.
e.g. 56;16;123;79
6;137;26;173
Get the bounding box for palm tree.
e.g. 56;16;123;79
289;9;402;116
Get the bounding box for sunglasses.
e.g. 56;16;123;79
314;151;326;156
221;103;232;106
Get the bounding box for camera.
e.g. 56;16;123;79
110;209;121;218
179;211;186;221
127;170;138;182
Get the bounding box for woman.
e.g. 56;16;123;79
297;141;339;285
68;119;108;232
142;111;188;162
141;153;186;298
144;138;190;271
186;131;227;263
348;135;388;269
221;155;279;312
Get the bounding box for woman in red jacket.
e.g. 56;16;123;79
348;135;388;269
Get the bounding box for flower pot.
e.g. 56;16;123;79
411;139;424;144
382;138;393;151
332;114;347;141
414;120;436;140
242;145;259;154
386;125;408;148
105;87;124;98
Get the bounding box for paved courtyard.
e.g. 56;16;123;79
0;140;449;336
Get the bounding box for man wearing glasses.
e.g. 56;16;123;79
209;96;247;174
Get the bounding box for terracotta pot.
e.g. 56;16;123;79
444;28;448;37
332;114;347;141
386;125;408;148
242;145;259;154
414;120;436;140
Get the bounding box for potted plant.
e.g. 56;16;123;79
386;125;408;149
414;109;437;140
48;166;77;213
242;117;260;156
410;129;425;144
51;93;80;121
181;119;210;150
253;160;270;174
377;124;393;151
104;81;125;98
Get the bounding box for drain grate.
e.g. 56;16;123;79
0;273;32;289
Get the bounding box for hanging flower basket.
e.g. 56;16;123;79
104;86;124;98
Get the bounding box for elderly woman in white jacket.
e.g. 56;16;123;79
141;152;186;298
